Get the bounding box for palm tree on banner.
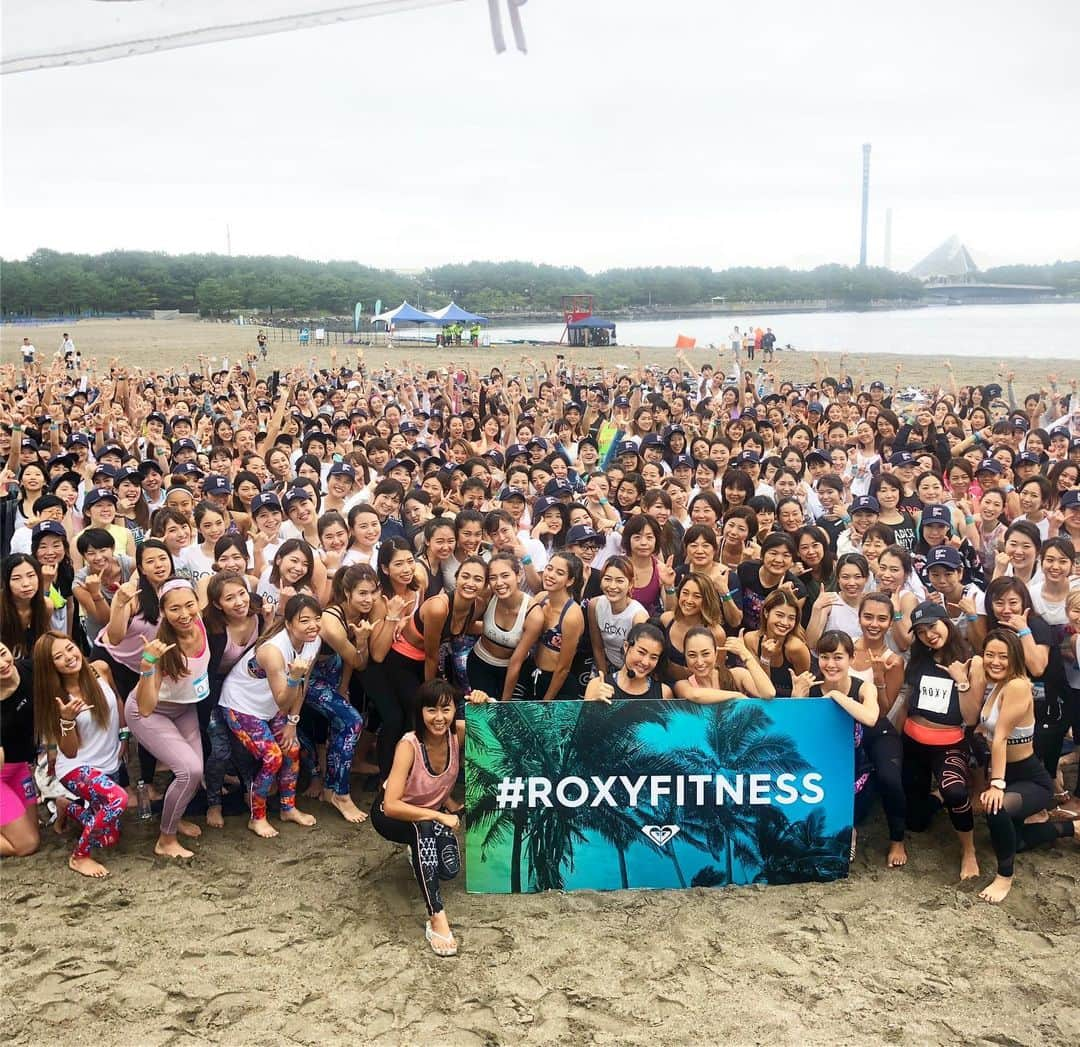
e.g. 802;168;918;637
526;700;676;890
671;701;810;885
464;702;554;894
638;790;711;889
749;806;851;885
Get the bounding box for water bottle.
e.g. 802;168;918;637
136;780;153;821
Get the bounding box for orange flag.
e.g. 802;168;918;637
675;334;697;349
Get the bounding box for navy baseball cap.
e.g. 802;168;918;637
870;380;886;391
385;458;416;473
641;434;664;449
251;493;282;517
672;454;694;470
172;438;197;452
399;420;420;435
739;451;762;465
1049;426;1070;441
82;486;118;510
617;440;640;457
1060;489;1080;509
1011;416;1030;432
921;504;952;527
532;495;561;516
116;467;143;486
566;524;603;547
807;402;825;415
505;443;529;461
282;487;313;510
173;462;204;478
47;452;75;470
526;437;549;452
851;495;880;514
497;487;527;502
203;474;232;495
806;449;830;464
578;435;598;450
1016;452;1041;466
910;601;950;632
614;396;631;408
543;479;574;498
91;462;119;480
328;461;356;480
890;451;915;467
927;546;963;570
975;459;1003;476
32;520;67;542
67;433;91;448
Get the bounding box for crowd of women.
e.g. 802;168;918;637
1;348;1079;955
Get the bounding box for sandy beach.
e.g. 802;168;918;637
2;315;1078;1046
1;780;1077;1046
1;316;1070;393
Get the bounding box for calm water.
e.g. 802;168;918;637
484;302;1080;360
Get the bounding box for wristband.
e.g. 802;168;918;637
599;498;609;505
140;669;156;678
286;714;301;725
141;652;158;664
286;676;303;687
990;778;1007;790
965;613;978;622
521;555;533;566
720;592;734;603
119;728;132;740
1016;628;1032;639
964;515;974;525
664;586;677;595
892;612;903;621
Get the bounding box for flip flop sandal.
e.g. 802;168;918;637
425;921;458;957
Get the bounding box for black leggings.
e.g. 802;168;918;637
985;755;1073;877
1034;696;1069;779
859;720;906;843
465;649;509;699
368;649;424;780
902;731;974;834
517;662;581;701
370;799;460;916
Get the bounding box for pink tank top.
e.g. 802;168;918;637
400;731;459;809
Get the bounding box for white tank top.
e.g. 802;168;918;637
220;629;320;721
825;599;862;640
55;674;121;780
594;596;646;669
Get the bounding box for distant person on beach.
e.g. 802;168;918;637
729;325;741;362
257;331;268;360
743;329;755;361
20;338;35;366
762;328;776;361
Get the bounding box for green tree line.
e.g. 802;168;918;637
2;248;1076;318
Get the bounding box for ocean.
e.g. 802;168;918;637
483;301;1080;360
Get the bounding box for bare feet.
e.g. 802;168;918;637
280;807;317;828
176;819;202;838
1023;809;1049;825
324;791;367;824
887;841;908;868
978;874;1013;904
247;817;277;838
69;855;109;878
206;806;224;829
52;797;72;835
302;773;323;799
960;849;980;880
155;835;194;859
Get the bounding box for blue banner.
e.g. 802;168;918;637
465;699;854;893
353;301;363;332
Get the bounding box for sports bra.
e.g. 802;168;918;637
660;616;688;668
482;595;530;649
318;606;348;658
536;596;573;653
750;635;796;696
979;683;1035;746
412;594;482;644
605;670;664;702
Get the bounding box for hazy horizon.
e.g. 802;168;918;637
3;0;1078;272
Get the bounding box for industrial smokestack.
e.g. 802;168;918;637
884;207;892;270
859;143;871;268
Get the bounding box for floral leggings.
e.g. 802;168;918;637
60;766;128;860
305;655;363;796
223;709;298;821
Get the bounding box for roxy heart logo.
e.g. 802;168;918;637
640;824;680;847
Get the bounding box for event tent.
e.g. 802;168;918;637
430;302;489;324
566;315;616;347
371;300;437;325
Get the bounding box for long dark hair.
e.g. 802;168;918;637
376;536;416;597
134;539;175;626
269;539;315;590
548;550;584;602
1;554;49;657
908;615;971;669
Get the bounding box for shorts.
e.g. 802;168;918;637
0;762;37;826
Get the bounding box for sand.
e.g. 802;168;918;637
1;777;1078;1046
2;317;1078;1045
0;316;1068;393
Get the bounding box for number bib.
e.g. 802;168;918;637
916;675;953;716
192;674;210;701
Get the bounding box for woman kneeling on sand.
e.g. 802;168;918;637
373;680;482;957
219;594;319;838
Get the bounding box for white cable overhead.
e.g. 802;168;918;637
1;0;528;75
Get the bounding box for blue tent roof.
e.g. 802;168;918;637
568;316;616;330
431;301;489;324
372;300;438;324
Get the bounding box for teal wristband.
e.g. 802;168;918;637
964;515;974;525
892;612;903;621
965;614;978;622
521;555;533;566
1016;628;1032;639
287;676;303;687
140;669;156;678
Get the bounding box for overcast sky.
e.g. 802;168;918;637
3;0;1078;272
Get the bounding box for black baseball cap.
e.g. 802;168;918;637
909;601;950;633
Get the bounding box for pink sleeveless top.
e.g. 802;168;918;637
400;731;459;809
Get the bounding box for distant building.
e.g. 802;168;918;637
910;236;1054;302
909;235;979;282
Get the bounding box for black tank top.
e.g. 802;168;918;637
605;670;664;702
905;656;964;727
